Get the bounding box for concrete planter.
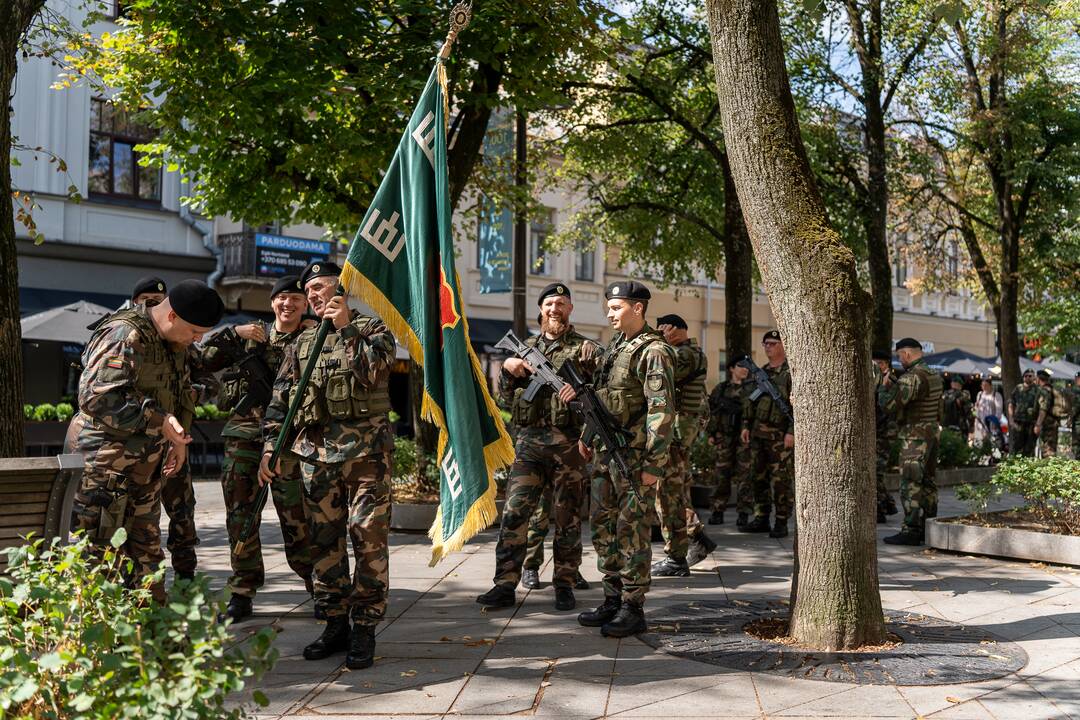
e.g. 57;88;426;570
884;465;994;492
390;499;506;532
926;516;1080;567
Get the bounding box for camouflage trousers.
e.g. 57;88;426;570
898;427;939;534
655;443;702;560
591;463;656;604
876;435;894;508
1039;423;1059;457
494;432;586;589
523;483;552;571
302;453;392;624
221;437;314;598
710;435;751;515
67;413;167;595
1010;422;1037;457
749;426;794;521
161;463;198;575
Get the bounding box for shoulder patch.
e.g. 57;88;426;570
105;356;124;369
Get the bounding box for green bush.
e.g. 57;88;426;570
392;436;418;480
0;531;277;718
194;405;208;420
991;457;1080;534
54;403;74;423
31;404;57;422
388;410;401;424
937;428;972;469
955;481;1002;519
194;404;229;421
23;405;33;420
688;431;718;484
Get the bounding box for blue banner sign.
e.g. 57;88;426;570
254;233;331;278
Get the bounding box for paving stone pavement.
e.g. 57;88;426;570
172;482;1080;719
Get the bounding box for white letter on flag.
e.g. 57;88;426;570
442;447;463;500
360;208;406;262
412;111;437;169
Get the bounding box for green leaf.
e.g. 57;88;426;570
253;689;269;706
10;678;38;703
37;652;64;670
110;527;127;548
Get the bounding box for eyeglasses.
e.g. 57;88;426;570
762;340;781;347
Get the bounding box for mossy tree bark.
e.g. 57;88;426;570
704;0;886;649
0;0;44;457
721;152;753;361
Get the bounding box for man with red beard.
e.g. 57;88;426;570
477;283;600;612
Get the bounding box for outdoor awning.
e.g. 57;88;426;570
1041;358;1080;378
20;301;113;345
921;348;997;376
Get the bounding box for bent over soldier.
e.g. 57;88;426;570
259;261;395;671
200;275;314;621
577;281;675;639
880;338;943;546
67;280;223;599
650;313;715;577
476;283;599;612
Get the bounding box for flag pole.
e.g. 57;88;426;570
439;1;474;61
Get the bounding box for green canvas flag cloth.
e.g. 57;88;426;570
340;60;514;564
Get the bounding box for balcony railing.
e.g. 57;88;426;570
218;230;335;282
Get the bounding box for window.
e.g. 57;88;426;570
89;98;160;202
946;240;960;278
575;240;594;282
529;209;554;276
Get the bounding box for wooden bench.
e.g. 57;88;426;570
0;454;83;572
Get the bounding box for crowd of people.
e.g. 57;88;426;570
61;265;1079;671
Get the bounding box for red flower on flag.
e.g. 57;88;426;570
439;264;460;343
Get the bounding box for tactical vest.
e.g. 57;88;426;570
220;323;297;412
594;328;663;427
753;362;792;429
97;306;194;427
509;330;591;431
903;361;943;425
673;340;708;443
1012;384;1040;423
292;317;392;429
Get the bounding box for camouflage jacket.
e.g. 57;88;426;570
74;303;195;442
197;322;305;440
263;311;396;463
706;380;745;442
873;365;899;446
496;325;600;437
1009;383;1042;425
879;358;942;437
669;338;709;446
591;325;676;477
742;360;794;437
941;388;973;431
1067;385;1080;429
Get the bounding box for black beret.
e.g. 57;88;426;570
727;354;749;369
762;330;781;343
1037;369;1051;379
300;260;342;287
894;337;922;351
656;314;688;330
271;274;305;298
537;282;571;306
604;280;650;301
131;276;166;300
871;349;892;361
168;280;224;328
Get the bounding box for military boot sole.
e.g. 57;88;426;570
303;636;350;661
345;653;374;670
650;563;690;577
601;617;647;638
578;607;620;627
883;532;924;546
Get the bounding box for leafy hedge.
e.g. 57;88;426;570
957;456;1080;534
0;531;277;719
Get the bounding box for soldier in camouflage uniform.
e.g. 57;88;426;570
739;331;795;539
521;482;592;590
880;338;943;545
576;281;675;638
198;275;314;621
476;283;599;612
67;280;223;600
872;351;899;524
706;357;753;527
259;261;395;671
650;314;716;577
942;376;973;438
1068;373;1080;459
1008;369;1042;457
1035;370;1060;457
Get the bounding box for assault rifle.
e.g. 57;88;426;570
737;357;793;423
494;330;633;477
204;326;276;416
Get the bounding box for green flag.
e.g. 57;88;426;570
340;60;513;564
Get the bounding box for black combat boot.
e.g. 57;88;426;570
769;519;788;538
578;595;621;627
708;510;724;525
735;512;749;529
475;585;516;608
686;530;717;566
601;602;646;638
883;529;924;546
884;494;899;516
303;617;350;660
650;556;690;577
573;571;591;590
219;594;253;623
554;587;576;611
345;624;376;670
739;515;771;533
521;568;541;589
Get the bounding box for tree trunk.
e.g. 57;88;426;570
721;152;753;360
997;226;1020;399
705;0;886;649
447;62;503;212
863;99;893;357
0;3;37;458
409;359;438;459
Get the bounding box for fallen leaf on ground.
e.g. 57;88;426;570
945;696;961;703
400;670;418;678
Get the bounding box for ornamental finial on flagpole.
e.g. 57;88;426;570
439;1;474;60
